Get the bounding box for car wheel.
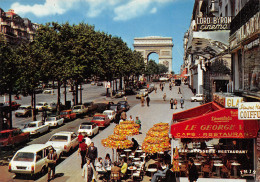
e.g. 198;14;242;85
194;99;197;102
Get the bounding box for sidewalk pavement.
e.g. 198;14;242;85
37;83;199;182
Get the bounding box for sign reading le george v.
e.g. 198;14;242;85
196;17;232;31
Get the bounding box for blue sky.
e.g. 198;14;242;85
1;0;194;74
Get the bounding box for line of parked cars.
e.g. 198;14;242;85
6;99;130;178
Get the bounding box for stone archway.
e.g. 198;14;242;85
133;36;173;73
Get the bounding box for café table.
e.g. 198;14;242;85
147;168;158;179
214;163;223;177
124;149;132;158
231;162;241;178
128;166;137;182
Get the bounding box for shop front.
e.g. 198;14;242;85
170;93;259;180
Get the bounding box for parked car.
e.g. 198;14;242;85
45;131;79;155
191;94;205;102
83;102;98;113
60;110;77;121
0;128;30;149
91;114;111;128
48;102;57;112
36;102;48;111
78;122;99;137
117;101;130;111
91;81;96;86
45;115;64;127
43;88;54;94
115;90;125;98
15;105;32;117
109;104;123;114
125;87;136;95
103;110;116;121
8;144;62;176
72;105;88;115
22;121;50;136
4;101;21;110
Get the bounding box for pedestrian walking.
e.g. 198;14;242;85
180;97;184;109
174;98;178;109
135;116;141;131
78;132;84;143
178;87;182;94
188;158;199;182
169;83;172;90
170;98;174;109
146;95;150;106
162;84;164;91
121;111;127;121
154;86;157;93
78;139;88;168
124;96;127;101
141;96;145;107
42;108;47;122
82;158;94;182
87;142;98;167
163;93;166;101
47;148;58;181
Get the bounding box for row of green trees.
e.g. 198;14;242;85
0;22;168;127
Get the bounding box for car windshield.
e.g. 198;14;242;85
110;106;117;110
73;106;81;109
103;111;111;115
27;123;37;128
19;106;28;110
93;116;105;121
80;125;91;129
37;103;43;106
46;117;56;121
14;152;34;162
60;112;68;115
49;135;68;141
0;132;10;139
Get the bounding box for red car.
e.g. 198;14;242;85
60;109;77;121
0;128;30;149
91;114;111;128
4;101;21;110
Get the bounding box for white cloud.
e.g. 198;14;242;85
10;0;173;21
150;7;157;14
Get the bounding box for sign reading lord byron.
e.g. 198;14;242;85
196;17;232;31
238;102;260;120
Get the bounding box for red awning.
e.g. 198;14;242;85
180;68;188;79
171;102;259;139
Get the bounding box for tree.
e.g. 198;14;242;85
158;64;168;74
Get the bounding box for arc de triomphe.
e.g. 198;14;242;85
133;36;173;73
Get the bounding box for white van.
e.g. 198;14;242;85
8;144;61;176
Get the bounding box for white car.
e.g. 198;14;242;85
72;105;88;115
36;102;48;111
78;122;99;137
22;121;50;136
45;115;64;127
191;94;205;102
8;144;62;176
15;105;32;117
43;89;54;94
46;131;79;155
103;110;116;121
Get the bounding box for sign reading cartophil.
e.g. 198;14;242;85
196;16;232;31
238;102;260;120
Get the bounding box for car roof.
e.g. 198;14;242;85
103;110;114;112
61;110;72;112
0;129;14;133
28;120;42;124
52;131;74;136
17;144;52;153
37;102;47;104
93;114;106;116
19;105;31;107
81;122;95;125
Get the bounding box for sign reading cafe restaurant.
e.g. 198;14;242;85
196;16;232;31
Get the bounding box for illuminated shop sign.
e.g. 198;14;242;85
238;102;260;120
196;17;232;31
213;93;244;108
178;148;248;154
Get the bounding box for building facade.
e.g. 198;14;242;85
0;9;38;44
